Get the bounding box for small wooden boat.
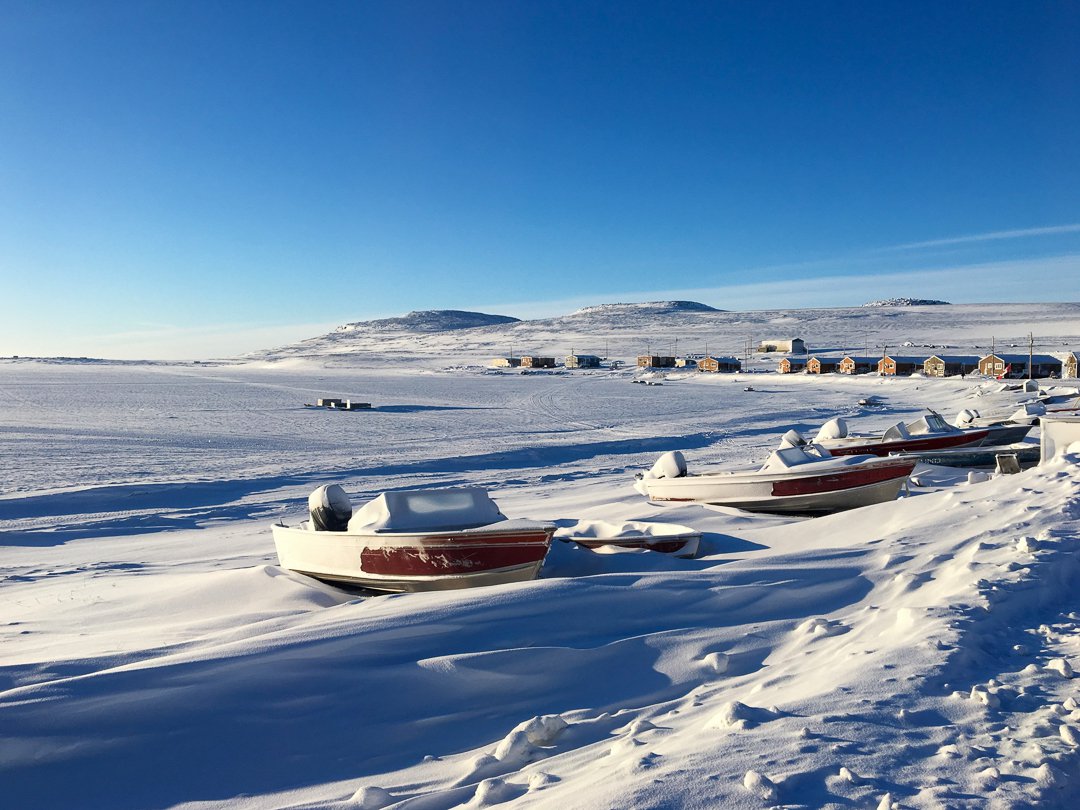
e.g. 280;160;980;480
273;486;555;592
635;444;916;515
554;519;701;557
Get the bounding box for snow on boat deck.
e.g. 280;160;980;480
1;361;1079;809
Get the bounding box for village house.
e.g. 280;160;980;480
675;354;706;368
758;338;807;354
778;357;807;373
977;353;1063;379
565;354;601;369
838;356;878;375
698;356;742;373
637;355;677;368
807;356;839;374
878;355;930;376
923;355;980;377
520;356;556;369
490;357;521;368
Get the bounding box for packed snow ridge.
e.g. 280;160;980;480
571;300;722;316
336;310;521;333
863;298;951;307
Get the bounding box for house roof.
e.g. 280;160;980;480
881;355;932;364
982;354;1064;365
925;355;981;364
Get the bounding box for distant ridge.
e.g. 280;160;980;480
863;298;951;307
571;301;722;316
337;310;520;333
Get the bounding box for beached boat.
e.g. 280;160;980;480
897;442;1040;470
812;412;990;457
953;408;1036;444
554;519;701;557
272;486;555;592
634;442;916;515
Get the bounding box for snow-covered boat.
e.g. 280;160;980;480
272;486;555;592
953;408;1036;445
554;519;701;557
812;412;990;457
634;441;916;515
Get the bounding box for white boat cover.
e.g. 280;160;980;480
347;487;508;533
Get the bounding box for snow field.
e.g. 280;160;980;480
2;357;1080;808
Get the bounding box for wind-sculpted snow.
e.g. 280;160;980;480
4;350;1080;808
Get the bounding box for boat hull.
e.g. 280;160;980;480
898;442;1041;469
272;524;555;592
642;459;916;515
823;429;989;456
979;423;1033;445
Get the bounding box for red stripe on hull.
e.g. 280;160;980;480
360;535;550;577
827;430;987;457
771;462;915;496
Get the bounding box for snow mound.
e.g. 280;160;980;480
336;310;520;333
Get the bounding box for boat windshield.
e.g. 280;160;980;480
905;413;956;436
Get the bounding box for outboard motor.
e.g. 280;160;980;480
648;450;688;480
634;451;688;495
778;429;807;449
308;484;352;532
813;418;848;442
954;409;980;428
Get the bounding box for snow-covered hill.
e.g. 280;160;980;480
250;301;1080;367
337;310;520;333
864;298;952;307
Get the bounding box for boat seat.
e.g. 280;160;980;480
882;422;911;441
759;444;866;472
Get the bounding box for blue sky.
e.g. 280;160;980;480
2;1;1078;358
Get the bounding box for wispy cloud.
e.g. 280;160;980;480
877;223;1080;252
479;253;1080;318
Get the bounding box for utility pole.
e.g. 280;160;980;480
1029;332;1034;380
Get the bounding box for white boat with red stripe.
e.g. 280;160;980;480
813;412;991;457
273;486;555;592
635;440;915;515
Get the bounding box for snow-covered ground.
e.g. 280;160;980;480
3;304;1080;809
